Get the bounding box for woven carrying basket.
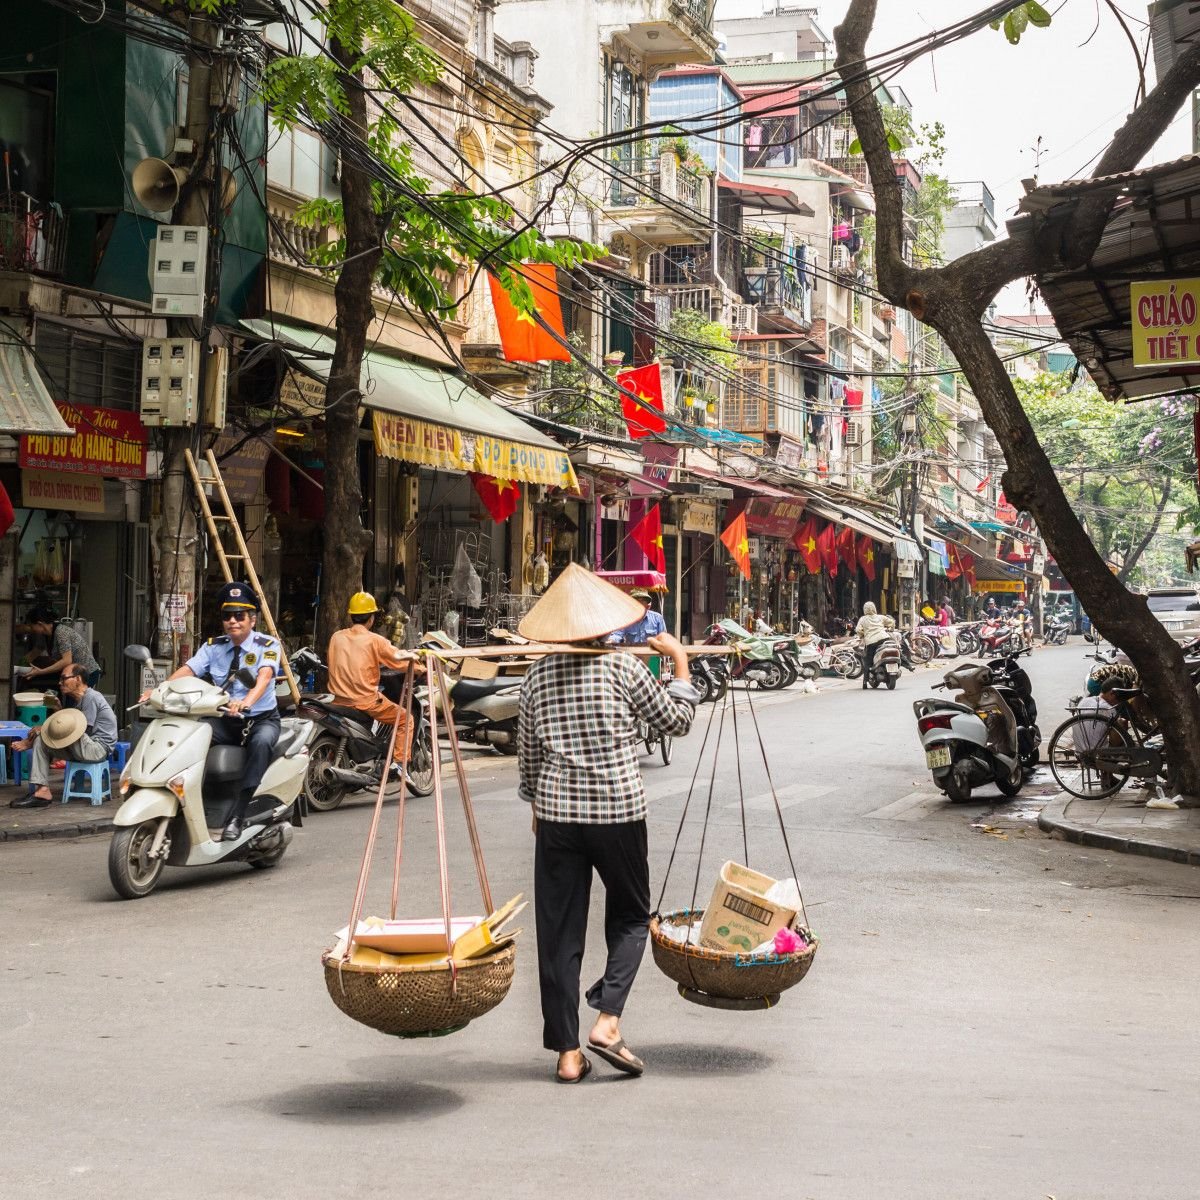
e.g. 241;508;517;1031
649;910;817;1001
322;942;517;1037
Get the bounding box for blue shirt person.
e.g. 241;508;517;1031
607;589;668;645
160;582;283;842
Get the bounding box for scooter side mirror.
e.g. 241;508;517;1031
124;644;154;665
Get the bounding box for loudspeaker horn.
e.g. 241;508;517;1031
131;157;189;213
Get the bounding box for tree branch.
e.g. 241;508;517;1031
1118;474;1173;583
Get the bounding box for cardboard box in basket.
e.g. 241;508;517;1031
699;861;797;953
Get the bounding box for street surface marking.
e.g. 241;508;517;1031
724;782;833;812
865;791;951;821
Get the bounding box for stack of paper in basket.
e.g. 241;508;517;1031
333;895;525;967
660;863;810;956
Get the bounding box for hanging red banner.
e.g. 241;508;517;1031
19;402;148;479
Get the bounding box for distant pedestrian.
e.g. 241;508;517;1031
855;601;888;691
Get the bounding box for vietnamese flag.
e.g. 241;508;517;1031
962;551;977;590
487;263;571;363
856;535;877;582
470;472;521;522
792;518;821;573
629;503;666;573
946;544;963;581
0;481;13;537
817;523;838;576
720;510;752;580
835;525;857;573
616;363;668;440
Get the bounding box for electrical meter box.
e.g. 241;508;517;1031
148;225;207;317
140;337;200;426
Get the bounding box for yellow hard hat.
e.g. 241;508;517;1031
347;591;379;616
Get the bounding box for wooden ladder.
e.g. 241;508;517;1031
184;448;300;706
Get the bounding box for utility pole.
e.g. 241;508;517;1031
156;7;234;662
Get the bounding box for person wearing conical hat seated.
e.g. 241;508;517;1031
605;588;666;646
10;668;117;807
517;564;700;1083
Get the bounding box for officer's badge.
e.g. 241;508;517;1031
244;652;257;665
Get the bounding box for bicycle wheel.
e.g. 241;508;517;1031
659;735;673;765
906;634;934;665
1048;716;1132;799
831;648;857;678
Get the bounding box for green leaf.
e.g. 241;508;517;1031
1003;7;1028;44
848;137;862;155
886;131;904;153
1024;1;1052;27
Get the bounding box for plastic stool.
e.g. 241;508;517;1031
0;748;7;785
109;742;131;773
16;705;48;729
62;760;111;806
12;749;31;785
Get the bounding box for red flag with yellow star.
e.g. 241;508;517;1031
628;504;666;573
720;510;752;580
487;263;571;363
856;534;877;582
469;472;521;522
817;523;838;576
835;525;857;573
616;363;668;440
792;517;821;573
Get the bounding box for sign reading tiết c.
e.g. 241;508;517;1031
1131;278;1200;368
372;412;579;491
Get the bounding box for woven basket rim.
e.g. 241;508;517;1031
322;940;516;978
650;909;818;967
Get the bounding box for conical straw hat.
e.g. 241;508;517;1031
517;563;648;644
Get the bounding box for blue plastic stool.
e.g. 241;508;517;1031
62;760;111;806
0;748;7;785
109;742;131;773
12;749;31;785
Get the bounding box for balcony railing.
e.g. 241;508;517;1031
608;153;711;219
741;267;810;328
673;0;714;27
951;180;996;223
0;193;65;276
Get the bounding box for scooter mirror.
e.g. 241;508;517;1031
123;644;153;664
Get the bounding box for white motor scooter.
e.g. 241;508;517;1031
108;645;315;899
912;662;1024;803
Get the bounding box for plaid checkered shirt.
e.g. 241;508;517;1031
518;652;699;823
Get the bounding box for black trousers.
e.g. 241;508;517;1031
206;712;281;814
862;640;878;688
534;818;650;1053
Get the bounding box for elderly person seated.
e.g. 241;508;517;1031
10;667;117;808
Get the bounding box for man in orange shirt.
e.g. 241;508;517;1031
327;592;422;766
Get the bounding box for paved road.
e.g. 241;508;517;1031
4;643;1199;1200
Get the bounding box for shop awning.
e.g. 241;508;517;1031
803;492;921;558
686;466;795;498
0;342;74;436
717;176;814;217
240;319;577;490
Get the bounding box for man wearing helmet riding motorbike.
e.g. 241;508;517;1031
326;592;423;770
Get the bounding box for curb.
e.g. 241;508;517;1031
0;817;114;843
1037;793;1200;867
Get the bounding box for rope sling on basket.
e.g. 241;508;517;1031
323;656;518;1038
651;668;818;1010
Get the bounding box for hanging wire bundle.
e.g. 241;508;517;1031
322;655;516;1038
650;675;818;1011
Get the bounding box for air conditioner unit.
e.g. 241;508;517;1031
831;245;851;272
140;337;200;427
844;421;862;446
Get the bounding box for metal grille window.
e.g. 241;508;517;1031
33;322;141;412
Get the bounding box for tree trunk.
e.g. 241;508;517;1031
317;41;382;651
834;0;1200;800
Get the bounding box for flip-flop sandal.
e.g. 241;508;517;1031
556;1056;592;1084
587;1037;644;1077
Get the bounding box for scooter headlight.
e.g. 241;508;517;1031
167;773;186;800
119;764;132;796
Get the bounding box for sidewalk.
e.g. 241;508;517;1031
0;782;115;842
1038;792;1200;867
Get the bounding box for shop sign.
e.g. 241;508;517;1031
641;441;678;485
682;501;717;535
19;403;147;479
372;412;578;491
279;371;327;416
774;435;806;471
212;431;272;503
1131;278;1200;367
21;468;106;513
742;495;805;539
974;579;1024;593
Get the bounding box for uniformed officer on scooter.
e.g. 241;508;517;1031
156;581;283;841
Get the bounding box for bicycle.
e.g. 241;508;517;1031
1047;685;1171;799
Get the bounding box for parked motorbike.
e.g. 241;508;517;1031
955;621;982;656
864;635;904;690
300;668;436;812
704;620;788;689
912;662;1024;803
429;672;522;753
691;654;731;703
986;653;1041;767
109;645;315;899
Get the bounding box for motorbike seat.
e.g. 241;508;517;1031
205;744;245;782
301;697;376;727
452;677;520;705
1109;686;1142;700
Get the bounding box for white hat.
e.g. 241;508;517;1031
40;707;87;750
